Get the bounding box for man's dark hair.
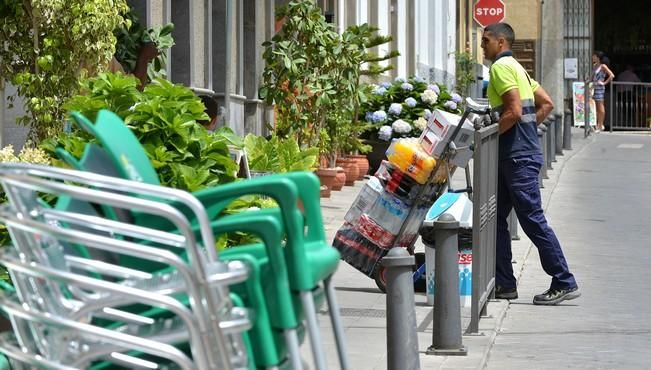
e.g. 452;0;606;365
484;23;515;46
199;95;219;122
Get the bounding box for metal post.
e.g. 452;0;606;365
427;214;467;356
550;117;557;162
537;127;547;185
563;109;573;150
555;112;563;155
584;79;592;137
540;125;549;177
544;118;554;168
382;248;421;370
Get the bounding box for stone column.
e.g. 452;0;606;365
345;0;357;28
540;0;565;112
243;0;268;136
389;0;398;79
170;0;192;86
406;0;415;77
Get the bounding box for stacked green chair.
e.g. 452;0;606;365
56;110;350;370
50;156;308;369
0;163;256;369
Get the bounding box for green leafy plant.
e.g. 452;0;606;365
0;0;130;142
337;24;398;155
455;51;476;98
114;9;174;81
260;0;343;166
243;134;318;173
41;72;238;192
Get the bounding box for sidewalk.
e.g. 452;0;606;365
311;127;592;369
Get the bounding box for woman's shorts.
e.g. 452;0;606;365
593;87;605;101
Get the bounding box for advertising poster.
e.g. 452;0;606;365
572;82;597;127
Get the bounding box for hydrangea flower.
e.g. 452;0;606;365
444;100;458;110
405;97;417;108
373;86;387;95
394;77;406;83
392;119;412;134
414;117;427;131
380;82;392;89
424;109;432;120
451;93;462;104
420;89;439;105
372;110;387;123
414;75;426;83
401;82;414;91
388;103;403;115
428;84;441;94
378;125;393;141
365;111;374;122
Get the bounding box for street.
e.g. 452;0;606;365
487;131;651;369
319;130;651;369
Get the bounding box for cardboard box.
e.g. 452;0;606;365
419;109;475;158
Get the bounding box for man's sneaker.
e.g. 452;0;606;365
533;286;581;305
495;286;518;300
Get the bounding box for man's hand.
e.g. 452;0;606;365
533;86;554;124
498;88;522;134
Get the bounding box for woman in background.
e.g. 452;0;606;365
592;51;615;132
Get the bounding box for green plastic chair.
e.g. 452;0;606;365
61;109;349;370
46;146;308;368
0;166;298;369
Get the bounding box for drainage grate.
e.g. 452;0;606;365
321;308;386;318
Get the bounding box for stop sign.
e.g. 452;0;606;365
473;0;506;27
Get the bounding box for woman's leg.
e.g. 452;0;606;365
596;100;606;130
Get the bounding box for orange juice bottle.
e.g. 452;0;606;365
386;139;436;184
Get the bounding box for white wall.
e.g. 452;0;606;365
338;0;456;85
423;0;456;88
396;0;407;78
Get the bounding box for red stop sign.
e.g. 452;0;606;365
473;0;506;27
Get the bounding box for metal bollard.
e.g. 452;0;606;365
538;125;546;189
555;113;563;155
549;117;557;163
427;214;467;356
563;109;573;150
539;125;549;180
544;118;554;168
382;248;421;370
509;209;520;240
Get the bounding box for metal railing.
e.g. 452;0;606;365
608;81;651;131
467;123;499;334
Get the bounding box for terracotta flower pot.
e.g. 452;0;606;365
336;158;359;186
349;154;370;180
316;167;337;197
332;166;346;191
320;185;330;198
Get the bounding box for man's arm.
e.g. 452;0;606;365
533;86;554;125
498;89;522;135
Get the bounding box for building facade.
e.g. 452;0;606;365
0;1;572;147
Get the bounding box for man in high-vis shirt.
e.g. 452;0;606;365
482;23;580;305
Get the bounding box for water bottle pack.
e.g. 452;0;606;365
332;222;390;277
374;160;422;202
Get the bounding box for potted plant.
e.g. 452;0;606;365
260;0;360;194
360;76;464;174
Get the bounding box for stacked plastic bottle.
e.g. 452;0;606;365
333;137;441;277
